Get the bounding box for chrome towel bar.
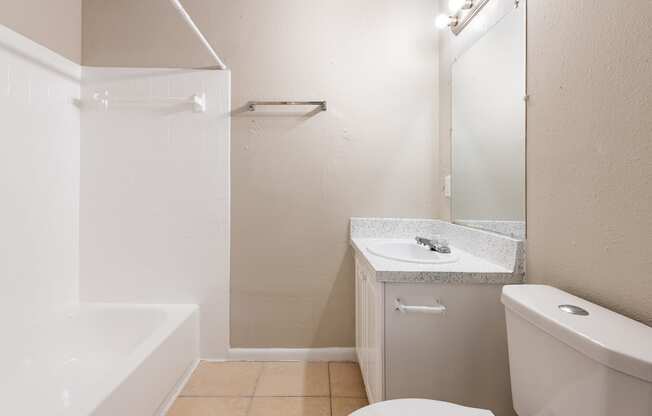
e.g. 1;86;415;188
248;101;327;112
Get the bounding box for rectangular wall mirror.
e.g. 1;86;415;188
451;4;526;239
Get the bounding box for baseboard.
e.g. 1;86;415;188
156;358;200;416
227;347;357;362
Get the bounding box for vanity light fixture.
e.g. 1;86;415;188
436;0;490;35
435;14;459;29
448;0;474;13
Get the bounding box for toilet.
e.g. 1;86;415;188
352;285;652;416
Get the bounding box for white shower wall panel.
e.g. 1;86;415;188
80;67;230;358
0;25;81;326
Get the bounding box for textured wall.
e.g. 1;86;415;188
82;0;439;347
526;0;652;325
0;0;81;63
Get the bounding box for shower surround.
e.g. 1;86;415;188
80;67;231;358
0;24;231;415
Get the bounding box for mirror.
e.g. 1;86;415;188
451;5;526;239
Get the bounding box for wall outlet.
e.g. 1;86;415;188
444;175;452;198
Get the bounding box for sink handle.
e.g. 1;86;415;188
394;298;446;315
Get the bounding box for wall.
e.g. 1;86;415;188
82;0;439;347
0;0;81;63
80;68;231;357
0;26;81;325
526;0;652;325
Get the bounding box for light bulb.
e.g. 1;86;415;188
435;14;452;29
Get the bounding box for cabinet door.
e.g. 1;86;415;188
364;273;384;403
384;284;514;416
354;258;367;375
354;257;384;404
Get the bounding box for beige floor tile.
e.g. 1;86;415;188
248;397;331;416
331;397;369;416
167;397;250;416
180;361;263;397
329;362;367;398
254;362;330;397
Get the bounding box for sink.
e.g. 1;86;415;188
366;241;459;264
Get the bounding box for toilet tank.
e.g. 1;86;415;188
501;285;652;416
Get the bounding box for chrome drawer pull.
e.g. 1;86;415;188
394;298;446;315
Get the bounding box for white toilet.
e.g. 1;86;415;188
352;285;652;416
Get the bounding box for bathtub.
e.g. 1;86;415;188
2;303;199;416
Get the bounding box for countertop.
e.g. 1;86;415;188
351;238;522;284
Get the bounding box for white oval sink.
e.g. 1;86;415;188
366;241;459;264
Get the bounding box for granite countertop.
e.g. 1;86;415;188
350;218;525;285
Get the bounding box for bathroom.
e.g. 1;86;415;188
1;0;650;415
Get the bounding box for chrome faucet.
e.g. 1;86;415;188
415;236;452;254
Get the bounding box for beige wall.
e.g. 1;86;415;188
439;0;652;326
82;0;439;347
0;0;81;63
526;0;652;326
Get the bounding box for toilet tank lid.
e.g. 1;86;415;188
502;285;652;383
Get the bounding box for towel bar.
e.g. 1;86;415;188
248;101;327;112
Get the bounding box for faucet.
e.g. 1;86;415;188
415;236;452;254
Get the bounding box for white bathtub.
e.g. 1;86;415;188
2;303;198;416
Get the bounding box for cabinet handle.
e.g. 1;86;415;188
394;298;446;315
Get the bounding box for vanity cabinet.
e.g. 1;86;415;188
355;257;384;404
354;256;516;416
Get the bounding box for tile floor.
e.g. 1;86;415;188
168;361;369;416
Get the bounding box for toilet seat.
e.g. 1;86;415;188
350;399;494;416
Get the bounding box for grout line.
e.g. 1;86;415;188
244;396;254;416
327;361;332;398
179;395;334;398
331;395;369;398
328;361;333;416
245;362;265;415
181;394;367;399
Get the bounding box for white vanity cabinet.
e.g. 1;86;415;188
355;257;384;404
354;256;516;416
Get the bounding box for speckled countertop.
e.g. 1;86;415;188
350;218;525;284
